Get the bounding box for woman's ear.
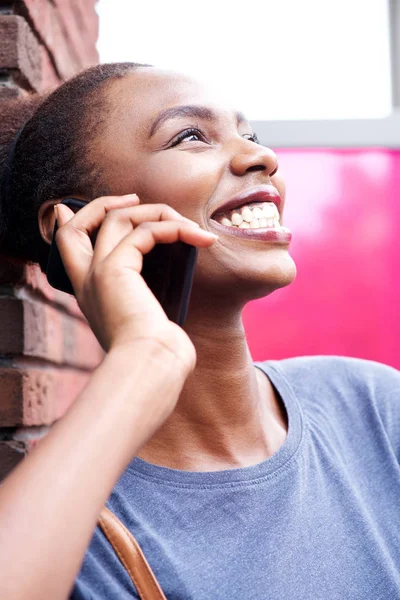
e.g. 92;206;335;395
38;199;60;245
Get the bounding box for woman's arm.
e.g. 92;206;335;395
0;194;217;600
0;341;186;600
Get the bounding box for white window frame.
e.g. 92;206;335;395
252;0;400;148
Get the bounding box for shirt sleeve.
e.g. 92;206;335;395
275;355;400;463
366;359;400;462
332;356;400;462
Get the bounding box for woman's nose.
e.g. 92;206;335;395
230;141;278;177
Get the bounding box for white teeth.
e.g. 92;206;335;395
215;201;284;231
241;206;253;223
250;219;261;228
231;211;243;226
252;206;263;219
262;203;279;219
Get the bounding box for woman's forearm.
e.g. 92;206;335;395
0;340;187;600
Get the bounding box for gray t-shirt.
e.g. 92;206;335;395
71;356;400;599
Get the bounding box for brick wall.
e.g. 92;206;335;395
0;0;103;479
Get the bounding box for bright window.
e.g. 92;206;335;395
97;0;391;120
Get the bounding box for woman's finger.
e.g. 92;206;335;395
102;220;217;274
54;202;75;225
54;195;140;295
63;194;140;237
92;204;199;265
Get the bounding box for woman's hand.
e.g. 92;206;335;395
54;193;217;372
1;194;216;600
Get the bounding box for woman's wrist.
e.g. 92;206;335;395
107;338;191;384
109;326;196;379
97;335;191;427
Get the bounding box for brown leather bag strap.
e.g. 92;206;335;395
98;506;167;600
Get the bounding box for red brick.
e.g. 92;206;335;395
0;365;91;426
0;262;83;318
40;44;60;91
0;295;103;368
0;0;100;477
0;368;24;425
20;0;98;80
0;15;41;90
24;299;65;363
0;260;90;320
23;264;83;317
62;311;103;368
52;0;99;63
22;298;103;368
24;367;90;424
0;260;82;317
52;0;99;44
0;262;77;316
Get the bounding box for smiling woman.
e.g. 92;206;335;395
0;63;399;600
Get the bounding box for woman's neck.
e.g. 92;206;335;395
137;312;288;471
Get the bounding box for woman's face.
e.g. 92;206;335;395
93;68;296;305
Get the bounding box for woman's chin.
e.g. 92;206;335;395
193;252;297;305
241;254;297;300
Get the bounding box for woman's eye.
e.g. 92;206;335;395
243;133;260;144
183;131;201;142
170;128;205;147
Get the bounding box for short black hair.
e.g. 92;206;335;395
0;62;149;271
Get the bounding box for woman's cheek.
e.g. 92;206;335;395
138;155;221;217
271;170;286;208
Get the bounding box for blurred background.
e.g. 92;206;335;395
97;0;400;368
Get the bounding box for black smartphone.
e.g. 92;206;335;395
46;198;198;326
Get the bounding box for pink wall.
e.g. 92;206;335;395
244;149;400;369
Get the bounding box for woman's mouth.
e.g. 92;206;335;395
210;200;292;243
209;185;291;243
214;201;280;229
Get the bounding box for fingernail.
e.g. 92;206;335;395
54;203;73;225
54;204;64;225
122;194;139;201
203;231;218;239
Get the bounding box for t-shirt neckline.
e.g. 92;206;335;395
127;361;304;488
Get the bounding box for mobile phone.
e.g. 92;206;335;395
46;198;198;326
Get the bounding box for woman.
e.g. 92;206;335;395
0;63;399;600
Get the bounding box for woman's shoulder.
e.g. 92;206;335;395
262;355;400;411
262;355;400;455
263;354;400;392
